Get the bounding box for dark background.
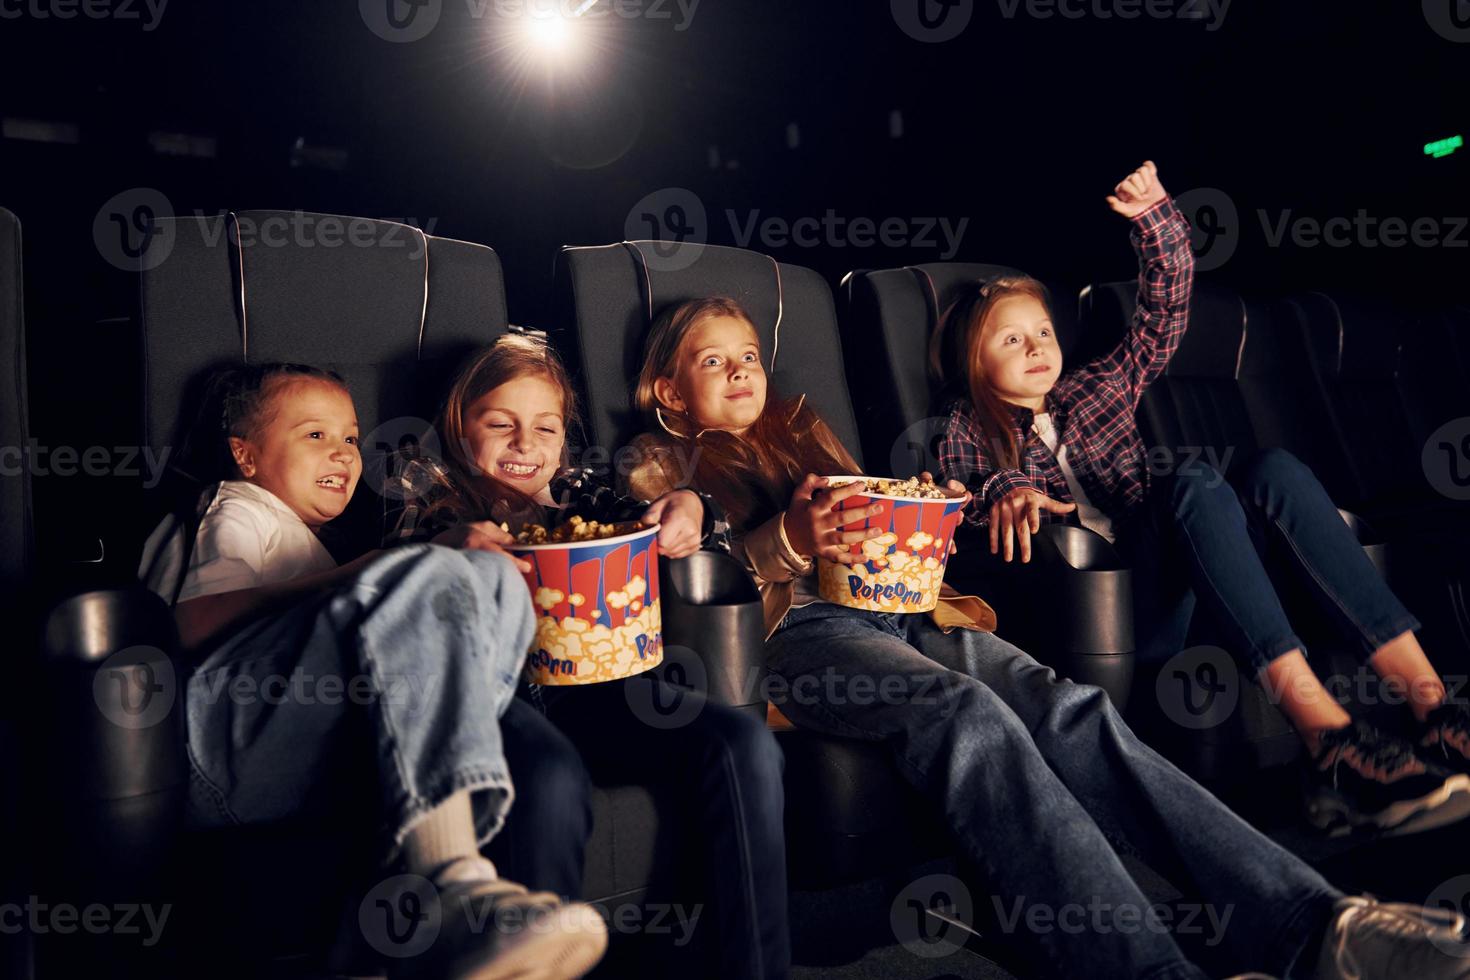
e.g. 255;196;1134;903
2;0;1466;553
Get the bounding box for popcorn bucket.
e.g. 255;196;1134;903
816;477;969;614
511;524;663;686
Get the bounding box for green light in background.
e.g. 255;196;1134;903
1424;135;1464;159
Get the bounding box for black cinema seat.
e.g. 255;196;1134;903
839;262;1135;709
551;241;954;888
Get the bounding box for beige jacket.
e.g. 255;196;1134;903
624;434;997;639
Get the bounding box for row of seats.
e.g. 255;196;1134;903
11;208;1470;976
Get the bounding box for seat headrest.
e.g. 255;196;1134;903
554;241;863;464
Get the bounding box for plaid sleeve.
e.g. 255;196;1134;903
556;468;731;553
1092;196;1195;406
937;400;1033;526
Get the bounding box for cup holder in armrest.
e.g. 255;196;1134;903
947;526;1135;709
658;552;767;711
41;588;187;807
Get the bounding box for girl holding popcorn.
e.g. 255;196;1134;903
625;292;1470;980
392;333;790;980
139;362;608;980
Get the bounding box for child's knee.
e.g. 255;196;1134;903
1238;447;1310;493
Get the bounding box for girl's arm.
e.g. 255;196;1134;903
173;551;383;661
938;400;1033;526
1083;166;1194;406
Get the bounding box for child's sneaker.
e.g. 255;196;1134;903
389;857;607;980
1420;701;1470;775
1312;895;1470;979
1303;720;1470;837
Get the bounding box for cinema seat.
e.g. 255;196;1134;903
551;241;954;888
838;263;1135;708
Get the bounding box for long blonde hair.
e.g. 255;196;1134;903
634;297;860;529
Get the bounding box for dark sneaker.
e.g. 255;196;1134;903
1421;701;1470;775
1303;720;1470;837
1313;895;1470;980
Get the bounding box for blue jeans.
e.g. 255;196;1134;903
766;602;1342;979
184;545;535;855
1118;449;1421;673
536;676;790;980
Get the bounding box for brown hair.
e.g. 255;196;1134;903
418;333;581;530
186;362;349;483
634;296;860;529
930;276;1053;470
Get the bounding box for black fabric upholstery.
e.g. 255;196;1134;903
0;207;31;599
139;212;507;551
552;242;862;464
840;263;1021;473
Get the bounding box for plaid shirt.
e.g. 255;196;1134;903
938;197;1194;528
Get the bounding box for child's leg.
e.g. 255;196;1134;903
541;677;788;980
767;604;1211;980
909;619;1341;978
1142;465;1348;744
1230;449;1433;712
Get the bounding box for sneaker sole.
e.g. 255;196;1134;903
462;903;609;980
1307;773;1470;838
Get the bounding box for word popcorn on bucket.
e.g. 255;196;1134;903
511;521;664;685
817;476;968;614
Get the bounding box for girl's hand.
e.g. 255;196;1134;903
918;472;967;555
1106;160;1167;219
785;474;887;565
432;521;532;574
989;488;1076;564
643;490;704;560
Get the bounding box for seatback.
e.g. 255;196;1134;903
0;207;31;604
1079;279;1259;474
551;242;862;465
838;262;1024;475
139;212;509;554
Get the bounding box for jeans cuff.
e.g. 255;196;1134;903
1354;613;1423;661
1264;887;1342;977
1252;632;1308;675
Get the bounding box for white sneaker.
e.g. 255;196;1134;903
1313;895;1470;980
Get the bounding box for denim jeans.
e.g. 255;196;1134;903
184;544;534;855
485;696;594;899
766;602;1342;980
1117;448;1421;673
536;675;790;980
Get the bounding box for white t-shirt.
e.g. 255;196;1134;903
1031;412;1116;544
140;480;337;604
